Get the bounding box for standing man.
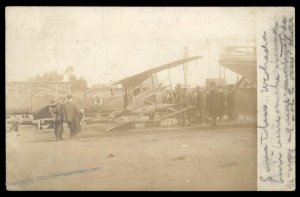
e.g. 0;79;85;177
226;85;235;121
54;97;64;140
194;86;202;123
63;95;81;138
175;84;184;126
206;82;219;127
47;99;56;129
190;89;198;122
216;86;226;121
194;86;207;125
95;96;103;112
199;88;208;125
175;84;184;105
182;88;192;126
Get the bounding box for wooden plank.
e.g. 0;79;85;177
134;86;166;100
104;122;131;132
154;105;195;122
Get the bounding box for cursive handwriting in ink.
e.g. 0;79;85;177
273;116;282;148
260;176;284;184
258;105;269;144
286;127;294;143
274;153;284;183
259;15;295;189
287;149;295;178
263;144;271;172
260;31;269;93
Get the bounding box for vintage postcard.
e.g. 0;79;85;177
5;7;295;191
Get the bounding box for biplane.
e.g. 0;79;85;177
24;45;257;132
105;56;202;131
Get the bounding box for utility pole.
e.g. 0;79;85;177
207;38;211;78
221;41;226;80
151;73;157;110
183;46;189;86
168;69;175;104
218;41;221;81
28;82;32;113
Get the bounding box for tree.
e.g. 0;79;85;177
77;78;88;91
29;66;88;92
69;75;88;91
65;66;74;81
28;71;64;82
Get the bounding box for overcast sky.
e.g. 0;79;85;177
6;7;256;87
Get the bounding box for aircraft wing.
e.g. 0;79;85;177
134;86;167;100
132;103;179;114
110;56;201;88
219;46;256;81
32;104;56;120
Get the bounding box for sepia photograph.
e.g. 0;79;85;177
5;7;294;191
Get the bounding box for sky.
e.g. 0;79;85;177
6;7;256;87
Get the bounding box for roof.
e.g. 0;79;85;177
110;56;202;88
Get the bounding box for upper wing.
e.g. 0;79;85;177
110;56;202;88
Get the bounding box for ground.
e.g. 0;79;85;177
6;122;257;191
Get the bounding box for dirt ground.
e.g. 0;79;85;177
6;122;257;191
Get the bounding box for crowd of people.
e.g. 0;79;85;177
49;82;251;137
161;82;236;127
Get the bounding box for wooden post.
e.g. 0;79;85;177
183;64;187;86
183;46;189;87
207;39;211;78
151;73;157;110
28;83;32;113
112;86;115;112
36;120;40;131
219;44;221;81
68;83;71;95
222;41;226;81
168;69;175;104
55;83;58;99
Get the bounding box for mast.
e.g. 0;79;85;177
168;69;175;104
151;72;157;110
219;41;221;81
183;46;189;86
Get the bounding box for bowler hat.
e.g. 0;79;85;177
67;95;73;99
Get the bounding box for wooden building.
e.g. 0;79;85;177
6;81;71;115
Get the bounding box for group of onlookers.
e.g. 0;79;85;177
161;82;236;127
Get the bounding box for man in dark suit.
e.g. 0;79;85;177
48;99;56;129
226;85;235;121
175;84;184;105
216;86;226;121
54;97;64;140
63;95;81;138
182;87;192;127
207;82;219;127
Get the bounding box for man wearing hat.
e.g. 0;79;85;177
62;95;81;138
53;97;64;140
175;83;184;105
207;81;219;127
